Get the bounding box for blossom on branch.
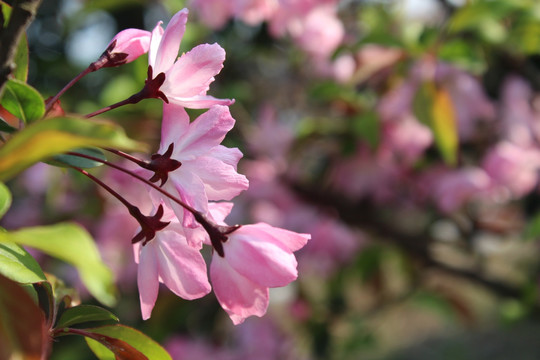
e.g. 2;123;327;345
149;103;249;234
147;8;234;108
93;29;151;70
210;221;310;325
134;203;211;320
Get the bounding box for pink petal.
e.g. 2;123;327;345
148;21;164;70
167;94;235;109
225;231;299;288
174;105;235;159
207;145;244;169
159;103;190;154
183;156;249;200
242;223;311;252
137;243;160;320
162;43;226;97
153;9;189;74
110;29;151;62
208;202;234;225
155;231;211;299
167;171;209;228
210;253;269;325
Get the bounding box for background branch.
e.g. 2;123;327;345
288;180;527;301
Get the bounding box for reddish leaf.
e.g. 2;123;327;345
0;273;49;359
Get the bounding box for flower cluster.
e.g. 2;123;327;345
98;9;310;325
190;0;344;61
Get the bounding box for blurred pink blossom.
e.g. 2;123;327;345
378;60;494;141
247;104;294;160
189;0;234;29
166;337;237;360
482;141;540;200
299;217;363;275
235;0;279;25
499;75;540;146
330;145;403;202
431;167;491;213
381;114;433;164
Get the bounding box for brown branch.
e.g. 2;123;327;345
288;180;526;300
0;0;42;94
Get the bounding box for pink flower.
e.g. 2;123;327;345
109;29;151;63
235;0;279;26
152;103;249;232
189;0;235;29
93;29;151;69
210;223;310;325
148;9;234;108
134;203;211;320
381;114;433;164
482;141;540;200
431;167;491;212
288;4;344;59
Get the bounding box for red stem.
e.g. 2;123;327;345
45;66;93;115
84;93;142;118
70;166;138;213
103;147;151;169
66;152;197;215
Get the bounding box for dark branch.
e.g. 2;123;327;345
288;180;526;300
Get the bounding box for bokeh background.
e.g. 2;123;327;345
4;0;540;359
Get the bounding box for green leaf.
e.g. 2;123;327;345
50;147;106;169
352;112;380;150
0;182;11;218
0;79;44;123
0;118;17;133
56;305;119;329
0;242;46;283
0;273;48;359
0;222;118;306
85;325;172;360
13;33;28;82
524;212;540;241
0;115;146;181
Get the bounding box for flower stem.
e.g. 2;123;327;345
84;92;143;118
67;151;238;254
70;166;137;212
84;66;168;118
67;152;197;215
45;66;93;115
103;147;151;169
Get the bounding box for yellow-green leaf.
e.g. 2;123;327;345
0;182;11;218
0;116;146;181
0;223;118;306
431;88;458;165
